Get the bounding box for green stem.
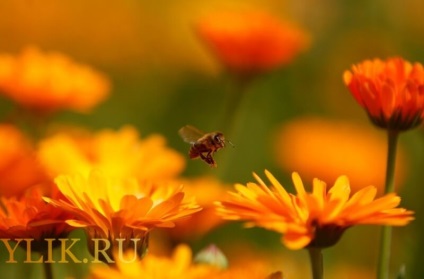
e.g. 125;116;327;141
308;248;323;279
219;76;250;136
43;257;53;279
215;75;251;179
377;129;399;279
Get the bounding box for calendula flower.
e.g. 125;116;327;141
166;176;228;241
343;57;424;130
196;10;309;77
44;171;201;262
216;171;414;250
37;126;185;181
0;46;110;113
273;117;407;193
0;124;48;197
0;185;73;252
88;244;281;279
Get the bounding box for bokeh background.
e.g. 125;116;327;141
0;0;424;278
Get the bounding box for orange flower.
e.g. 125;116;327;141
37;126;185;181
166;176;228;241
216;171;414;250
343;57;424;130
273;117;407;194
44;171;201;261
0;124;48;197
88;244;281;279
0;185;72;252
0;46;110;113
196;10;309;77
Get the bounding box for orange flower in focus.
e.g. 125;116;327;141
343;57;424;130
88;244;281;279
0;124;47;197
38;126;185;180
0;186;72;251
216;171;414;250
167;176;228;241
274;117;407;194
196;10;309;77
44;171;201;261
0;46;110;113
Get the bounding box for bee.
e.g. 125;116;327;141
178;125;232;167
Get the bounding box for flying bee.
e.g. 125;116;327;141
178;125;232;167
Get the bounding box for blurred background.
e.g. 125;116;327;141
0;0;424;278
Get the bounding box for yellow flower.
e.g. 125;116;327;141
343;57;424;130
273;117;407;194
44;171;201;261
88;244;281;279
216;171;414;250
196;10;309;77
0;46;110;113
0;186;73;251
37;126;185;181
166;176;228;241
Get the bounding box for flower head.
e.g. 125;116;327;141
273;117;407;193
196;10;309;77
37;126;185;181
343;57;424;130
0;46;110;113
0;185;73;252
0;124;48;197
216;171;414;250
166;176;228;241
44;171;201;261
88;244;281;279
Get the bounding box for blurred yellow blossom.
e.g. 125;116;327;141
166;176;228;241
216;171;414;250
37;126;185;181
88;244;281;279
0;46;110;113
44;171;201;262
196;9;309;77
274;117;407;194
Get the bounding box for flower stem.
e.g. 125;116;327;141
308;248;323;279
377;129;399;279
43;258;53;279
219;75;250;136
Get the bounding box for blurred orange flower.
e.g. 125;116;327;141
343;57;424;130
0;124;47;197
166;176;228;241
0;185;72;252
37;126;185;181
0;46;110;113
216;171;414;250
274;117;407;193
88;244;281;279
44;171;201;261
196;10;309;77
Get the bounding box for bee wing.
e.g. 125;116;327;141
178;125;205;144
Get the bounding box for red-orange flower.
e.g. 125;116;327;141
0;124;48;197
0;185;72;251
0;46;110;113
343;57;424;130
196;10;309;77
216;171;414;250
